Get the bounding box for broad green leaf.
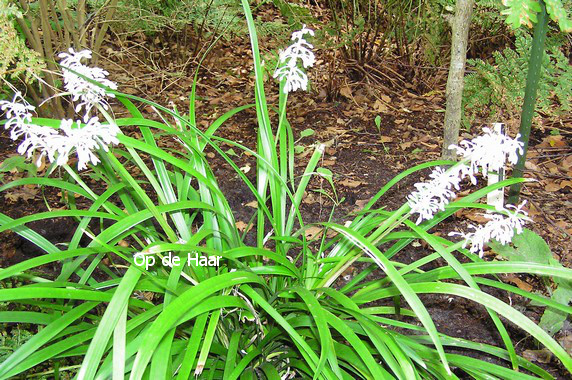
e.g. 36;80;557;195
374;115;381;130
0;155;36;174
539;282;572;336
226;148;238;157
300;128;315;138
490;228;553;265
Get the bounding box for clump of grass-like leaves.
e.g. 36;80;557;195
0;2;571;379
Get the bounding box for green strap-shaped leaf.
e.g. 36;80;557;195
129;271;264;379
0;302;97;378
77;266;142;379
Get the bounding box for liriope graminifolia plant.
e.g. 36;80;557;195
0;1;571;379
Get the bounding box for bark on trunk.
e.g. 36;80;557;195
441;0;474;160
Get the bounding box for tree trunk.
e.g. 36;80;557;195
507;0;549;204
441;0;474;160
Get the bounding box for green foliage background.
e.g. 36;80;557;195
463;30;572;126
0;0;45;97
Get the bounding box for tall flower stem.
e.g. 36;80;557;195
508;0;549;204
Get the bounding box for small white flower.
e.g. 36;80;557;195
1;93;58;165
58;48;92;68
273;25;315;94
407;184;450;225
58;48;118;118
16;124;59;166
502;201;531;232
449;201;530;257
283;26;315;68
291;26;315;45
0;92;35;129
449;127;524;179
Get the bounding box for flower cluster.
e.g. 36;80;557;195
59;48;118;118
0;49;119;170
407;166;465;224
273;25;315;94
1;94;58;155
450;202;530;257
407;126;528;255
449;125;524;181
55;118;119;170
408;126;524;224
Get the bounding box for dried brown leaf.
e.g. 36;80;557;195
340;178;365;188
305;226;323;240
235;221;252;232
523;349;553;364
339;86;352;99
503;274;533;292
545;182;561;192
4;188;38;202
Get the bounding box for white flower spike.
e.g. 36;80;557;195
0;92;119;170
58;48;118;118
408;126;524;224
273;25;315;94
450;202;530;257
407;165;468;224
449;127;524;179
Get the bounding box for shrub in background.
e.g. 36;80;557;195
320;0;515;78
463;30;572;128
324;0;418;65
110;0;297;69
0;1;45;98
1;0;119;117
0;2;571;379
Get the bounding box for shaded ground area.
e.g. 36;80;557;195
0;19;571;378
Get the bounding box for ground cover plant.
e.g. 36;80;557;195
0;2;571;379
